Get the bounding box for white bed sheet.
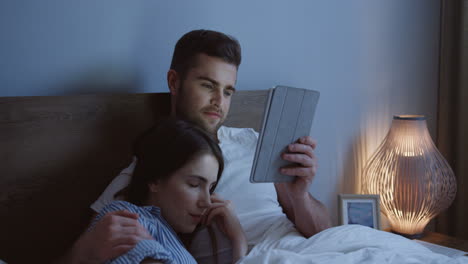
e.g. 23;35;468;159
240;223;468;264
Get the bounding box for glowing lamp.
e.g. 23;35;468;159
362;115;457;238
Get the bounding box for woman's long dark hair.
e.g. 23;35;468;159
119;118;224;206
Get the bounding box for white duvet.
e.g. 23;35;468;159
214;127;467;264
240;223;468;264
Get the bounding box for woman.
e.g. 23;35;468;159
89;118;247;264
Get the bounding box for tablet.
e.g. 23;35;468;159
250;85;320;183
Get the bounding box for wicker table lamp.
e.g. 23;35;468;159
362;115;457;238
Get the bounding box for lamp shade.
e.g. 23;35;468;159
362;115;457;237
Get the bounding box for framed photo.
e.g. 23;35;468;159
338;194;381;230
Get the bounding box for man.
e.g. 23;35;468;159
63;29;331;263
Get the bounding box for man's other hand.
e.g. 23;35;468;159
69;210;153;264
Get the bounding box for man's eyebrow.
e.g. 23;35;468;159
197;76;218;86
196;76;236;92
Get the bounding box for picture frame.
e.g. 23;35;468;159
338;194;381;230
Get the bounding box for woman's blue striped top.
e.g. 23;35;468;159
89;201;197;264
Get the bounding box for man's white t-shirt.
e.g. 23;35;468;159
91;126;290;246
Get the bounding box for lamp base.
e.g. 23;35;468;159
391;230;424;239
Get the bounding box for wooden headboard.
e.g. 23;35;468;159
0;90;268;263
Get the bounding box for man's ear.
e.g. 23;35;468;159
167;69;180;96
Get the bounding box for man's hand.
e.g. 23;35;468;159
67;210;153;264
274;136;331;237
276;136;318;198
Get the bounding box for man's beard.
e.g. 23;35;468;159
175;96;224;136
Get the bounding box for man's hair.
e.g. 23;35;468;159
170;29;242;78
118;118;224;206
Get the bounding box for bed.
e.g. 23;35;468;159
1;91;466;264
0;91;268;263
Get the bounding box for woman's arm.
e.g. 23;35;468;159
202;194;248;263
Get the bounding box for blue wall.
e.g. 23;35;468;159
0;0;440;97
0;0;441;225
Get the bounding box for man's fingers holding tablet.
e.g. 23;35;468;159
282;153;314;167
280;166;316;178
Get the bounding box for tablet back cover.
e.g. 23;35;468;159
250;85;320;183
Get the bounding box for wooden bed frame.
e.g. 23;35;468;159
0;90;268;263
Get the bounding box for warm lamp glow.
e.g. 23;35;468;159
362;115;457;237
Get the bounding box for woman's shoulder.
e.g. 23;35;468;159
101;200;141;214
90;201;131;225
100;201;164;222
90;201;163;232
91;201;149;227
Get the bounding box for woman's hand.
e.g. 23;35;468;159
201;193;247;263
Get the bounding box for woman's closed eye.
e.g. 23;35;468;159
188;181;199;188
187;175;215;190
187;177;205;188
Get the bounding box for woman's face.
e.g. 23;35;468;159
149;153;219;233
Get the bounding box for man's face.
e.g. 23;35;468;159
173;53;237;135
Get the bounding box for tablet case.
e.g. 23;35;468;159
250;85;320;183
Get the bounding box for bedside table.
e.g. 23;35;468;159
417;231;468;253
384;229;468;254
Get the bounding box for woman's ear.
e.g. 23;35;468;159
167;69;180;96
148;182;160;193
